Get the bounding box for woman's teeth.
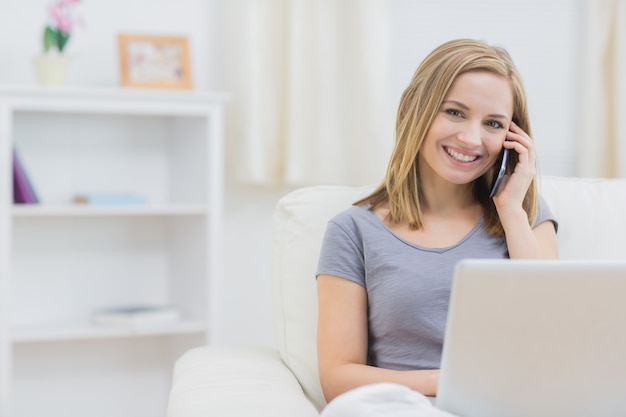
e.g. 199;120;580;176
446;147;478;163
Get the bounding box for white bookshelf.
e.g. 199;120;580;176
0;85;228;417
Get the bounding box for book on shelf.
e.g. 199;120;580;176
12;148;39;204
91;304;181;327
73;193;147;206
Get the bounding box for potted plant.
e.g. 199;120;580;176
33;0;82;85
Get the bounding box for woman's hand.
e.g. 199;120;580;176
492;121;558;259
492;121;535;208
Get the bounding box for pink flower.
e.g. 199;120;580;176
48;0;80;34
43;0;82;52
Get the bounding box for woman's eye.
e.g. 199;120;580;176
486;120;504;129
445;109;463;117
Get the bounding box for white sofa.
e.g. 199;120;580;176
166;176;626;417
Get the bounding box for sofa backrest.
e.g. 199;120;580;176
540;176;626;260
271;176;626;411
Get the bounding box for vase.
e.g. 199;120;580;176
33;54;70;86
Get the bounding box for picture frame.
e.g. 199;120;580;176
117;34;193;90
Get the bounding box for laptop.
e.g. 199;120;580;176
436;259;626;417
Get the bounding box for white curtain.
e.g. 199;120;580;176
579;0;626;178
219;0;394;186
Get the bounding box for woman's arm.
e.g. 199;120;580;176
317;274;440;402
494;121;558;259
496;205;558;259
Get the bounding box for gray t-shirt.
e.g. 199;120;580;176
316;198;556;371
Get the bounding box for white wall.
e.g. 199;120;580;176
0;0;581;348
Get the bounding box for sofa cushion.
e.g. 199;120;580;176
272;184;375;410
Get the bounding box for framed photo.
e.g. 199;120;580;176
117;34;193;89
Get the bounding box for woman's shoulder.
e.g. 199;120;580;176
328;204;383;233
330;203;372;221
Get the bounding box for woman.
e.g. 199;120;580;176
316;39;559;416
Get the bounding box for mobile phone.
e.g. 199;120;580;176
489;148;509;198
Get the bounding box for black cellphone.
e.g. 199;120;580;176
489;147;509;198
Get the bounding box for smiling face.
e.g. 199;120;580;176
419;71;514;188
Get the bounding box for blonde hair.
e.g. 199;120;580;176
357;39;537;236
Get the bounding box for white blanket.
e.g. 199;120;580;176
320;383;457;417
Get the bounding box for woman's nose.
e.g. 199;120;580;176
456;122;482;147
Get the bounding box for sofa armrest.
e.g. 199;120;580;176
167;345;320;417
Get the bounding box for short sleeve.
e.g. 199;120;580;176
316;214;366;287
535;195;558;233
